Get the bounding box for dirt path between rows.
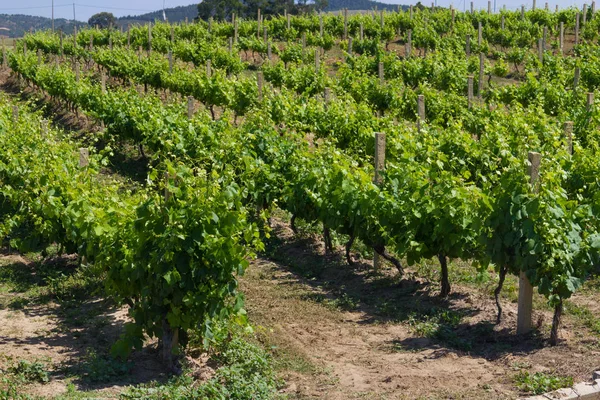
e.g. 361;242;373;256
241;220;600;399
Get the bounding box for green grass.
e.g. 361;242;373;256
514;371;573;395
564;301;600;335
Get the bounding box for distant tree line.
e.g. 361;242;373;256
197;0;329;22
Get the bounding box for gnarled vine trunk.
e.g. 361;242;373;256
161;318;181;374
438;254;450;297
494;265;508;324
550;300;563;346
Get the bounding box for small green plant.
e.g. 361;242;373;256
79;349;131;383
514;371;573;395
8;360;49;384
407;309;471;351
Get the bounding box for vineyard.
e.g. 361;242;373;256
0;3;600;399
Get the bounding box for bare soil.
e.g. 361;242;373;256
241;218;600;399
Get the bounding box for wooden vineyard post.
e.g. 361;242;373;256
488;0;491;14
373;132;386;271
89;35;93;51
324;87;331;110
587;92;595;113
478;53;485;98
378;62;384;85
12;106;18;124
574;67;581;90
320;14;324;37
206;59;212;78
538;38;543;64
75;62;80;82
470;1;474;13
263;27;267;43
406;30;412;58
560;22;564;54
360;23;364;40
187;96;194;120
168;51;173;73
229;37;233;54
41;120;48;138
451;7;455;27
517;152;541;335
108;35;112;51
466;35;471;58
257;71;263;102
521;5;525;19
101;71;106;93
127;26;131;49
148;22;152;54
234;15;238;44
344;8;348;40
37;48;42;65
583;4;588;26
594;1;597;16
302;33;306;58
257;9;261;39
170;25;174;43
315;50;320;71
380;10;384;28
417;95;425;132
79;148;89;168
501;15;505;30
287;13;291;30
267;42;272;61
542;27;547;53
2;40;6;69
564;121;573;155
60;31;64;56
532;0;536;10
468;75;474;108
348;37;353;55
576;13;580;45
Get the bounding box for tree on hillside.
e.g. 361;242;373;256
197;0;326;21
88;12;116;29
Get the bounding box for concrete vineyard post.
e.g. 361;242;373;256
501;15;505;30
208;17;213;33
257;71;263;101
373;132;386;271
410;5;413;19
2;41;6;68
89;35;93;51
206;59;212;78
574;67;581;90
521;5;525;19
545;2;548;10
488;0;492;14
407;30;412;58
378;62;384;84
187;96;194;120
79;148;89;168
468;75;474;108
470;1;474;13
593;1;597;16
360;23;364;40
532;0;536;10
478;22;482;45
287;13;291;30
380;10;384;28
564;121;573;155
417;95;425;131
517;152;541;335
478;52;485;98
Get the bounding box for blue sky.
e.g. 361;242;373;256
0;0;588;21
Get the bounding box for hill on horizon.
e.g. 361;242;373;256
0;1;408;38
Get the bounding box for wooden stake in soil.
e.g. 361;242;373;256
41;120;48;137
576;12;580;45
206;60;212;78
101;71;106;93
75;62;80;82
373;132;386;271
37;48;42;65
79;148;89;168
315;50;320;71
320;14;324;37
344;8;348;39
378;62;384;84
148;22;152;53
488;0;492;13
228;37;233;54
257;9;261;38
538;38;544;64
466;34;471;58
267;42;272;61
417;95;425;132
168;51;173;73
406;30;412;58
564;121;574;155
574;67;581;90
560;22;564;54
187;96;194;120
12;106;18;124
468;75;474;108
263;27;267;43
583;4;588;25
517;152;541;335
501;15;505;30
478;22;482;45
478;52;485;98
360;23;364;40
257;71;263;101
324;87;331;110
348;37;353;55
108;35;112;50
